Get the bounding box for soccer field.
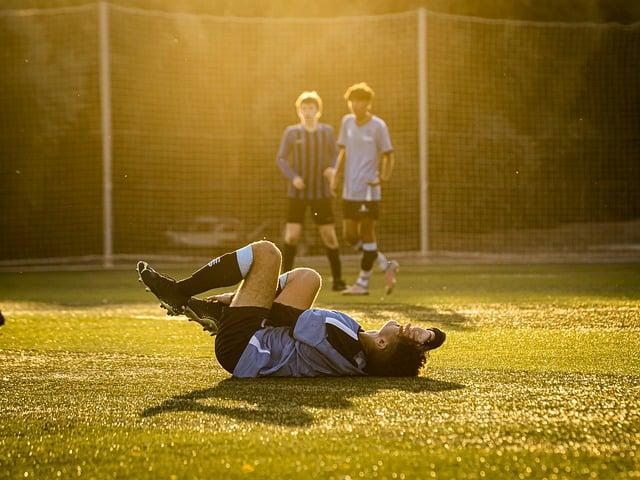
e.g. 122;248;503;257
1;262;639;479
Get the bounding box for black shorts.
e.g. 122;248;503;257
214;303;305;374
342;200;380;221
286;198;335;225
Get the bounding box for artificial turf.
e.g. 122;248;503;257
0;262;638;479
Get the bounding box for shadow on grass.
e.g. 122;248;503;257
343;304;474;331
141;376;465;426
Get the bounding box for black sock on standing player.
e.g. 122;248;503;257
326;247;342;282
282;243;297;273
361;243;378;272
177;244;254;297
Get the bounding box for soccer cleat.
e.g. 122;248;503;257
332;279;347;292
341;283;369;296
384;260;400;295
186;297;224;321
184;298;222;335
136;261;188;315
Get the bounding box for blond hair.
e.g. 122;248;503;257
295;91;323;113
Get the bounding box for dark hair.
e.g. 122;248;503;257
365;338;428;377
344;82;375;102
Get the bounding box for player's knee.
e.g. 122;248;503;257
323;237;339;249
284;231;301;245
252;240;282;265
318;227;338;248
298;268;322;290
344;233;359;246
361;233;375;243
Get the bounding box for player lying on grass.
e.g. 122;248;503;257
137;241;445;378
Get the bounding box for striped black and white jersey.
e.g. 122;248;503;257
276;123;338;200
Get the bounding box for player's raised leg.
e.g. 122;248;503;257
137;240;275;314
252;267;324;331
213;242;282;374
180;241;282;335
175;264;317;334
229;241;281;308
274;267;322;310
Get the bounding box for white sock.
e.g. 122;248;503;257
356;270;372;288
377;251;389;272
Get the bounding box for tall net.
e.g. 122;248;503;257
0;5;638;266
0;5;102;264
427;13;640;252
109;7;419;260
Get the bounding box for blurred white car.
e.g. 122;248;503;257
165;216;270;248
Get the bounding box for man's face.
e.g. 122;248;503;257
375;320;435;350
349;98;370;118
298;102;320;122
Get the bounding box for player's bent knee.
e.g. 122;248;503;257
303;268;322;288
289;267;322;289
252;240;282;265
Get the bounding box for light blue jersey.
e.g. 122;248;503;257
337;114;393;201
232;308;368;378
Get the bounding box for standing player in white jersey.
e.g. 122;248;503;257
331;82;399;295
277;91;346;292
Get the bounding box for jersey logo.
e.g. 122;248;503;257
359;203;369;212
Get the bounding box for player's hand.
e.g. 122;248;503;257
323;167;336;182
367;176;381;187
330;177;340;197
399;324;434;346
292;176;305;190
207;292;235;305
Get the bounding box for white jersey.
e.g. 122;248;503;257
337;114;393;201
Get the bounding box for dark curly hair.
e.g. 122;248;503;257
365;338;429;377
344;82;375;102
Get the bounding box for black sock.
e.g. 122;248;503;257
361;249;378;271
326;247;342;281
282;243;297;273
177;245;253;296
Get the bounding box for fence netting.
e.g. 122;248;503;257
0;4;638;265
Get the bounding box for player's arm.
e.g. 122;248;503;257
380;151;395;182
323;126;338;182
375;120;395;184
331;116;349;196
276;128;305;190
331;147;346;197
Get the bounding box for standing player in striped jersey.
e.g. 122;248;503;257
331;82;399;296
277;91;346;292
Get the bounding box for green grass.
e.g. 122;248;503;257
1;262;639;479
